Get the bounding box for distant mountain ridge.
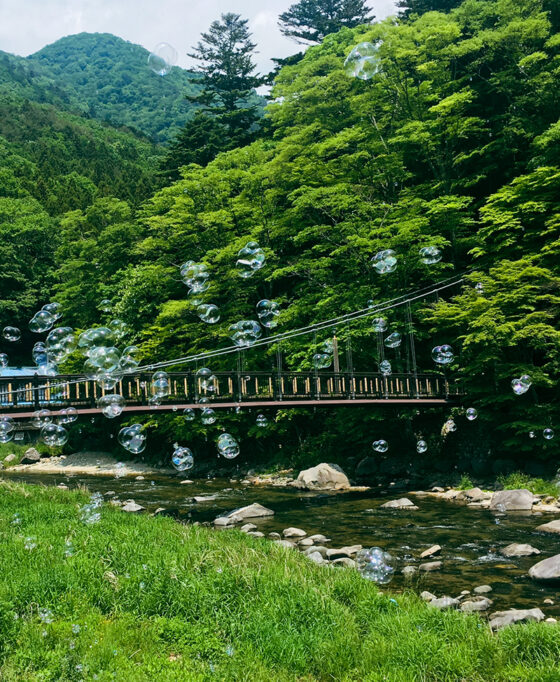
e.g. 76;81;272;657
1;32;199;143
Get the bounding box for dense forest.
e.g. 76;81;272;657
1;0;559;480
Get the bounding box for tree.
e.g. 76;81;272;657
160;13;264;177
396;0;464;19
278;0;374;44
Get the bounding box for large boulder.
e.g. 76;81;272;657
291;463;350;490
489;489;534;511
20;448;41;465
489;608;545;630
535;520;560;534
379;498;419;510
528;554;560;583
214;503;274;526
501;543;541;558
463;488;492;502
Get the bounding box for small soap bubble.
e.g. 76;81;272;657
236;241;266;278
3;326;20;342
41;302;62;320
416;440;427;453
97;394;125;419
372;317;387;333
344;42;381;80
24;536;37;551
171;445;194;471
217;433;240;459
197;304;220;324
0;353;8;368
180;261;210;293
256;414;268;427
99;299;113;313
475;282;484;295
118;424;146;454
372;439;388;453
511;375;531;395
379;360;392;375
371;249;397;275
419;246;442;264
148;42;178;76
313;353;332;369
183;408;195;421
445;419;457;432
38;607;53;623
201;408;216;425
466;407;478;421
544;428;554;440
432;344;454;365
529;431;536;439
384;332;401;349
256;300;280;328
72;624;81;634
356;547;394;584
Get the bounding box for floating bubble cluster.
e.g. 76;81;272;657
511;374;531;395
236;242;265;278
371;249;397;275
148;42;177;76
256;300;280;328
151;371;171;399
217;433;240;459
344;42;381;81
181;261;210;293
196;367;217;393
432;344;454;365
118;424;146;454
419;246;442;265
356;547;395;584
32;409;52;428
171;444;194;471
372;439;388;453
58;407;78;424
79;492;103;525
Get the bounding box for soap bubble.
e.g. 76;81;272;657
151;371;170;398
432;344;454;365
320;339;334;355
32;341;48;365
88;346;120;372
183;408;195;421
419;246;442;264
256;300;280;328
416;440;428;453
372;317;387;332
475;282;484;295
384;332;401;349
0;353;8;368
58;407;78;424
236;241;266;278
466;407;477;421
29;310;55;334
372;439;388;453
118;424;146;454
356;547;395;584
371;249;397;275
0;417;14;441
313;353;332;370
3;327;20;342
256;414;268;427
32;409;52;428
78;327;115;354
180;261;210;293
97;394;125;418
379;360;392;375
196;367;217;393
0;430;13;443
148;42;177;76
108;319;127;340
119;346;140;371
38;607;53;624
445;419;457;432
197;304;220;324
529;431;536;439
41;302;62;320
41;423;68;447
229;320;262;347
511;374;531;395
367;299;375;308
544;428;554;440
217;433;240;459
201;408;216;425
37;362;58;377
171;445;194;471
344;42;380;81
99;299;113;313
46;327;76;362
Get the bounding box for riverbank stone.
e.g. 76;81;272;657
380;498;419;510
240;523;257;533
20;448;41;465
331;557;356;568
304;545;328;558
461;597;492;612
420;591;436;602
298;538;314;548
274;540;296;549
490;489;534;511
529;554;560;583
283;527;306;538
308;534;331;544
291;463;350;490
419;561;442;572
429;597;459;610
306;551;325;564
122;501;144;513
501;543;541;557
4;454;16;463
473;585;493;594
214;503;274;526
489;608;545;630
402;566;418;577
420;544;441;559
535;520;560;534
268;532;281;540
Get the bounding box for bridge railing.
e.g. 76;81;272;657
0;371;461;413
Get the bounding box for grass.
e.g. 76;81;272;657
497;472;559;498
457;474;475;490
0;442;64;468
0;481;559;681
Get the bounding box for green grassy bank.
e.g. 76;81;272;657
0;481;559;681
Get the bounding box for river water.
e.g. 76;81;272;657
4;472;560;615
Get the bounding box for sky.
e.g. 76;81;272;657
0;0;396;74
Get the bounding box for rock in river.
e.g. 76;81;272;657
213;503;274;526
419;561;442;572
291;463;350;491
283;527;306;538
529;554;560;583
380;498;419;510
489;608;545;630
535;520;560;535
420;544;441;559
429;597;459;610
121;501;144;513
500;543;541;558
489;489;534;511
461;597;493;612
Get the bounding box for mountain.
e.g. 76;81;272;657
21;33;199;143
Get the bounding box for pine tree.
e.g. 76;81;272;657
396;0;464;19
161;13;264;177
278;0;374;44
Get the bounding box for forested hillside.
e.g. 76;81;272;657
2;0;559;479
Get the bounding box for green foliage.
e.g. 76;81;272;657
0;481;559;680
397;0;465;19
497;472;559;497
279;0;375;44
458;473;474;489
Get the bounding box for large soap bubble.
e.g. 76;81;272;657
78;327;115;354
148;42;178;76
41;423;68;447
46;327;76;362
41;302;62;321
29;310;55;334
217;433;240;459
236;241;266;278
98;394;125;419
196;367;217;393
229;320;262;347
88;346;120;372
372;317;387;333
171;444;194;471
372;439;388;453
3;327;20;342
356;547;395;584
197;304;220;324
180;261;210;293
384;332;401;349
256;300;280;328
313;353;332;370
371;249;397;275
432;344;454;365
344;42;380;81
419;246;442;265
118;424;146;454
151;371;170;398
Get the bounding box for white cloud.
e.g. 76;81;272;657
0;0;396;74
